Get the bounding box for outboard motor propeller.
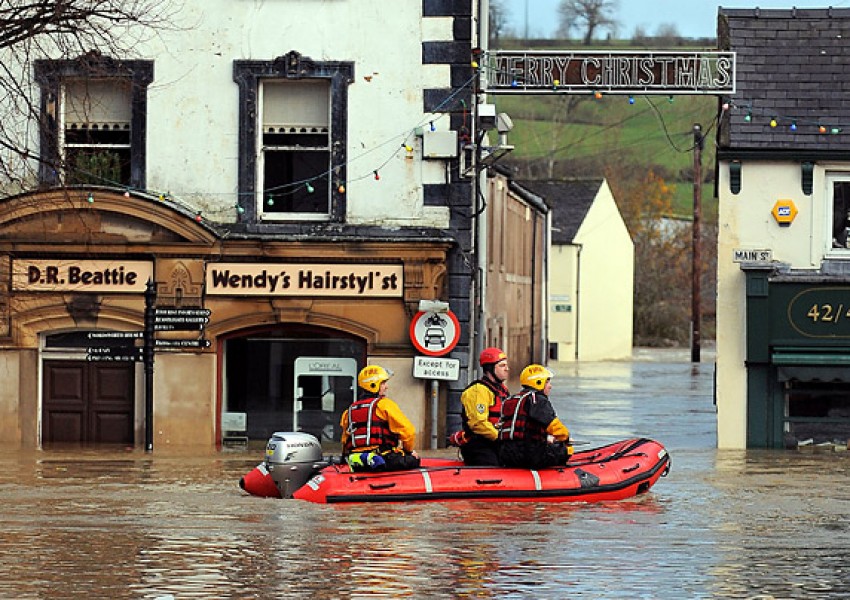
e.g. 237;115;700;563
239;432;327;498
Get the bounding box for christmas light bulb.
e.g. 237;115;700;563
338;184;346;194
790;121;797;131
628;96;635;105
374;171;380;181
87;193;94;204
770;118;778;128
306;182;315;193
819;125;827;134
594;91;602;99
267;196;274;206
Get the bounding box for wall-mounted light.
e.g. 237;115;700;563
801;161;814;196
730;160;742;195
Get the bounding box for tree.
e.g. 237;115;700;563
606;167;693;345
0;1;179;191
557;0;619;45
489;0;509;45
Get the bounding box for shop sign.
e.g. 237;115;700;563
12;259;153;293
205;263;403;297
786;286;850;339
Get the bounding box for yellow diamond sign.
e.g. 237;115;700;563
772;199;798;225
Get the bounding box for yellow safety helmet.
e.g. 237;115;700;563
358;365;393;393
520;364;554;391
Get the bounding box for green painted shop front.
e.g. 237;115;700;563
744;265;850;448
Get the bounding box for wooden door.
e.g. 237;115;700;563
43;360;135;444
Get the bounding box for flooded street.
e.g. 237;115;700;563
3;350;850;599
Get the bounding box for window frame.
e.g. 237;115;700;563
34;57;153;190
234;51;353;224
824;171;850;257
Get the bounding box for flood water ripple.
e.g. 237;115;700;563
2;353;850;598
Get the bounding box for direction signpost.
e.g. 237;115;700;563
154;308;210;331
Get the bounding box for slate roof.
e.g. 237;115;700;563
718;8;850;156
514;179;602;245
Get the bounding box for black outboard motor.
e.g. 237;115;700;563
239;432;328;498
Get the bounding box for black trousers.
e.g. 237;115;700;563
460;437;501;466
380;451;421;471
499;440;569;469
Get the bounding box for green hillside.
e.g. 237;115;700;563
493;81;719;220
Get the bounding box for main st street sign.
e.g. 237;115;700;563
484;50;735;95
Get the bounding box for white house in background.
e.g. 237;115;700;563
519;178;633;362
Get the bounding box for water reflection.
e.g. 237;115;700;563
2;353;850;598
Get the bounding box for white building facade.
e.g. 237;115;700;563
716;8;850;448
0;1;544;450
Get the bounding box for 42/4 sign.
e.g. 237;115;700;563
788;287;850;338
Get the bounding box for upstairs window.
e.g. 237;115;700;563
34;58;153;190
234;51;353;223
63;79;132;185
261;80;330;216
830;177;850;251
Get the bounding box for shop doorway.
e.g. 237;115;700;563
42;360;135;445
222;329;364;443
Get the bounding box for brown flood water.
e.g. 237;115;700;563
1;354;850;599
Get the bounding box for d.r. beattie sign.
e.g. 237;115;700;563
485;51;735;95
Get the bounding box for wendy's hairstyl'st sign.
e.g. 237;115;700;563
205;263;403;297
485;51;735;95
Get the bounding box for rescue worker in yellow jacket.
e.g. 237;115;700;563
498;364;573;469
340;365;420;472
449;347;510;466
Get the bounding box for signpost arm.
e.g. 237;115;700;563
144;279;156;452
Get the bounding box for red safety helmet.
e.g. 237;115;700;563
479;347;507;366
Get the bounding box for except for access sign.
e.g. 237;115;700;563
409;310;461;357
412;356;460;381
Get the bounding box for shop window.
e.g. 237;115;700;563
785;380;850;445
828;175;850;250
34;58;153;189
234;52;353;223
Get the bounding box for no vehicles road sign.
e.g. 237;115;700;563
409;310;460;357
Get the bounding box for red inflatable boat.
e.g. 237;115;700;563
240;433;670;504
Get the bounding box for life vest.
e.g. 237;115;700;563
499;390;547;443
462;377;508;433
344;397;399;453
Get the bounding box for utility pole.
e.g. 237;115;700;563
691;124;703;364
